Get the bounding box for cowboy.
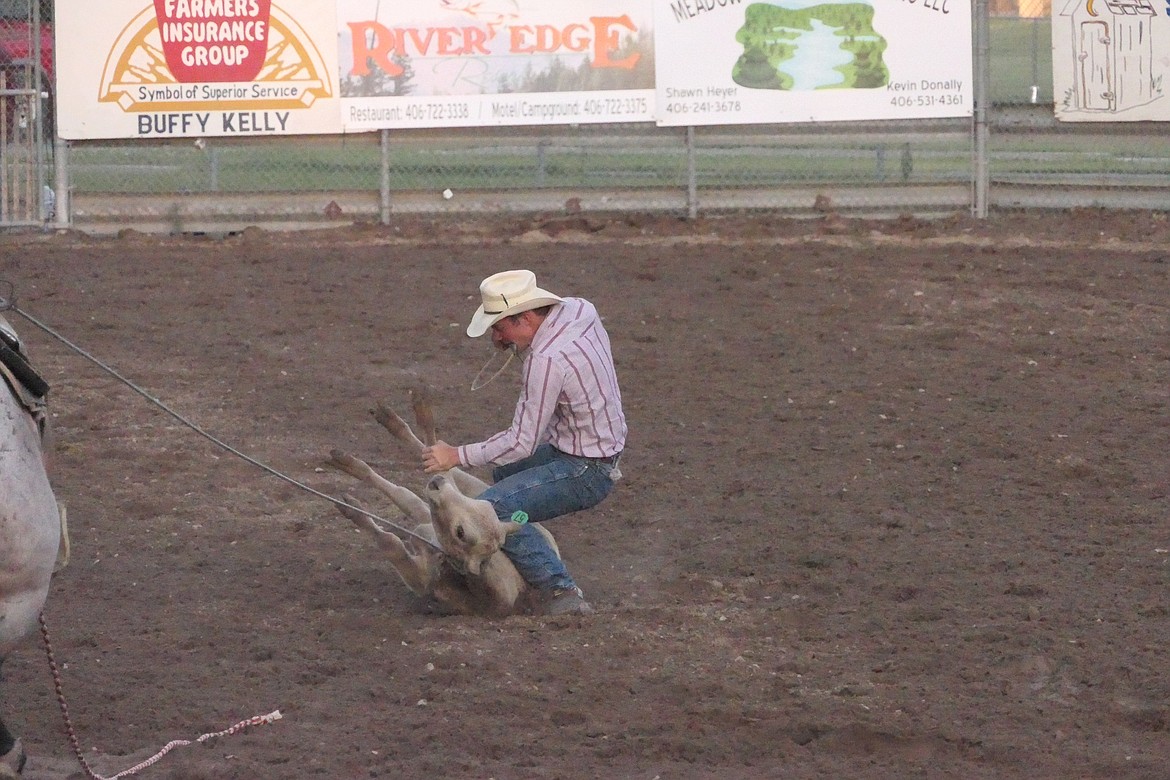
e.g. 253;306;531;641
421;270;626;615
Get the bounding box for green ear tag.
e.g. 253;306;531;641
510;510;529;525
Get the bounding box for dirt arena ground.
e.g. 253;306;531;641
2;209;1168;780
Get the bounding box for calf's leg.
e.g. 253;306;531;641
335;494;440;597
327;450;430;525
370;403;491;496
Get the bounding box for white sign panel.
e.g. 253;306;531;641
653;0;972;126
1053;0;1169;121
55;0;343;139
338;0;656;130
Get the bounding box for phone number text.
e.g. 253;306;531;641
890;94;964;108
582;97;650;118
403;102;472;121
663;100;742;115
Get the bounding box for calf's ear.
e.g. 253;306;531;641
501;511;531;535
502;510;530;535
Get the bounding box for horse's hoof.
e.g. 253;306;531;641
0;738;26;778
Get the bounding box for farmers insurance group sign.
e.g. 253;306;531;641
55;0;342;139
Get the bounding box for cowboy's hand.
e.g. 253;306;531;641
422;441;460;474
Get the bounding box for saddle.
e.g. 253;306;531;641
0;313;50;429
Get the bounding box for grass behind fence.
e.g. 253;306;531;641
990;18;1053;105
69;129;1167;195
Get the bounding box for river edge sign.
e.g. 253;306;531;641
337;0;657;130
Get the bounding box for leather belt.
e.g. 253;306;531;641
557;448;622;465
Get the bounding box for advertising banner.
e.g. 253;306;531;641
1053;0;1169;121
653;0;973;126
55;0;343;139
338;0;656;130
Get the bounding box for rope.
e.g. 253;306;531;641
5;301;443;552
39;613;282;780
470;346;516;390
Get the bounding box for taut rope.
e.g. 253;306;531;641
3;297;442;552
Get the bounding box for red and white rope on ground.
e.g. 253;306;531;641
84;710;284;780
39;613;283;780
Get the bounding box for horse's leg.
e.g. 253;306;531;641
0;740;23;779
0;678;26;779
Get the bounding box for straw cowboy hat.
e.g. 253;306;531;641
467;270;563;337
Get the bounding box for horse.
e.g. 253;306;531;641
0;314;64;778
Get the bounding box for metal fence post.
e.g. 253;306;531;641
32;0;46;223
972;0;990;218
48;0;67;228
209;146;220;190
1030;17;1040;103
686;126;697;219
536;139;548;186
53;135;68;228
380;129;391;225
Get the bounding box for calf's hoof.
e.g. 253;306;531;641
326;450;370;480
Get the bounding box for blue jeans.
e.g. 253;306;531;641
475;444;617;592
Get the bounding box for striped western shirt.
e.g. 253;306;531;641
459;297;626;468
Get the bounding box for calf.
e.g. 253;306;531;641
328;397;558;616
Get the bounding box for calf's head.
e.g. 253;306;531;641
424;474;520;575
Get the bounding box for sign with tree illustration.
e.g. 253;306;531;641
338;0;656;129
653;0;972;126
1052;0;1168;121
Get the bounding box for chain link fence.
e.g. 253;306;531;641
0;0;51;226
3;0;1166;233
